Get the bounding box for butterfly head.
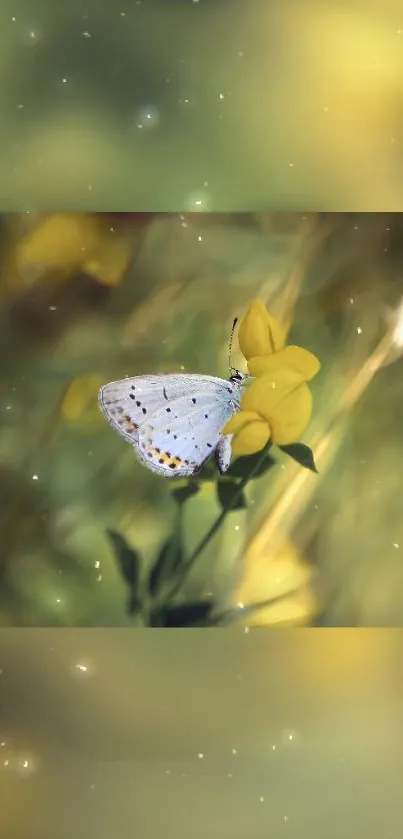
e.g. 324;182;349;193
229;368;246;384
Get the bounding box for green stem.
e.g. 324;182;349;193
165;445;272;602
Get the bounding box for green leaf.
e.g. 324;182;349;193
106;529;141;593
148;534;184;598
279;442;318;473
216;480;247;511
226;449;276;479
171;482;200;505
150;600;215;627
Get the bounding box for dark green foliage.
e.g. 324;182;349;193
171;482;200;505
226;449;276;479
279;442;318;473
148;533;184;598
150;600;215;627
107;529;141;591
216;480;247;511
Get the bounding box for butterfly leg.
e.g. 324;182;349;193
215;435;233;475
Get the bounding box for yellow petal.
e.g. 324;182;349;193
270;383;313;445
241;369;313;445
221;410;262;436
231;418;271;456
238;299;284;360
242;368;306;419
248;345;320;381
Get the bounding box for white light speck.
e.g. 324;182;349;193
272;745;276;751
357;327;362;334
11;17;16;22
5;405;11;411
231;748;237;755
94;560;100;569
244;626;249;634
219;92;225;100
197;753;204;759
288;162;294;168
234;525;240;531
32;474;39;481
237;602;244;609
83;31;92;38
284;815;289;823
76;663;88;672
393;542;399;548
349;297;354;304
0;742;5;747
56;598;61;604
197;235;203;242
4;759;9;766
61;77;67;84
260;796;265;803
49;305;57;311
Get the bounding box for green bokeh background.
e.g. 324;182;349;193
2;0;403;210
1;630;403;838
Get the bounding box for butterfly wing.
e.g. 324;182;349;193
98;374;229;445
135;384;241;477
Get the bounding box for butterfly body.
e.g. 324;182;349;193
99;372;245;477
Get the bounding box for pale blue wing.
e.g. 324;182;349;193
135;385;241;477
98;373;230;445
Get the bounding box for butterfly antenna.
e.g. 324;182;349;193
228;316;238;374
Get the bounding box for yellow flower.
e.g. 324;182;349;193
222;367;314;453
222;299;321;455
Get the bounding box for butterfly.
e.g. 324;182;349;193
98;371;245;477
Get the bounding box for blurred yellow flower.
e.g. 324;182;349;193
14;213;135;289
222;301;321;454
